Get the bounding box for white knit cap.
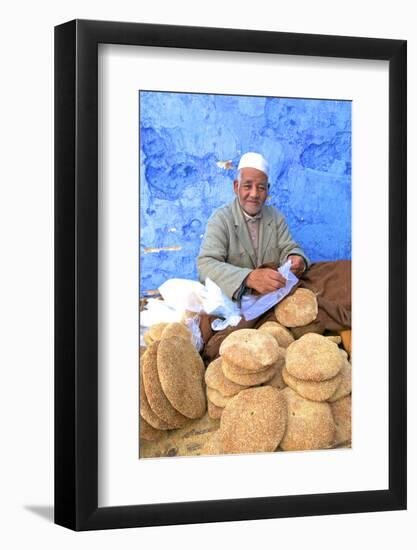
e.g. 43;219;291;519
237;152;269;178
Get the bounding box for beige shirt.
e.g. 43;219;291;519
240;207;262;264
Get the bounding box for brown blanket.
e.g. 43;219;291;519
299;260;351;331
200;260;351;364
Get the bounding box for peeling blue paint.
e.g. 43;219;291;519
139;92;351;296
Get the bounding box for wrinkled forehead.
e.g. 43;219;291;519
238;166;268;183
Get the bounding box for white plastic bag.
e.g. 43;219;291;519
140;280;207;350
211;315;241;331
201;277;242;331
240;260;298;321
158;278;206;313
159;276;242;331
140;275;243;347
184;315;204;352
140;297;182;327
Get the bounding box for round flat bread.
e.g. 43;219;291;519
286;333;343;382
282;366;342;401
142;342;189;428
200;430;223;456
219;329;281;371
328;353;352;402
258;322;294;348
331;395;352;446
143;331;154;346
220;387;287;454
222;359;278;386
157;336;206;419
207;399;224;420
139;369;174;430
161;322;192;342
275;288;318;327
149;322;169;341
139;415;163;441
205;357;248;396
207;387;232;408
280;387;335;451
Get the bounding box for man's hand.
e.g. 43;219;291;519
246;268;286;295
288;254;306;277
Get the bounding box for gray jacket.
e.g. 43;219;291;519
197;198;309;299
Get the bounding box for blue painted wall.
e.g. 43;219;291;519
139;92;351;297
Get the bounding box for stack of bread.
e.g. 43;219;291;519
139;322;206;442
275;289;352;450
204;329;286;420
277;333;350;450
202;288;352;456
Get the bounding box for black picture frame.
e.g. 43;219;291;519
54;19;407;531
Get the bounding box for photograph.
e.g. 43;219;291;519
1;0;413;543
138;91;352;459
53;17;406;530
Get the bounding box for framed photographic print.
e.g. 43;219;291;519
55;19;406;530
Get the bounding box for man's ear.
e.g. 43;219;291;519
233;179;239;194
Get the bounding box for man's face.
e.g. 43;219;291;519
233;167;269;216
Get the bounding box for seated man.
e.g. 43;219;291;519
197;152;310;303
